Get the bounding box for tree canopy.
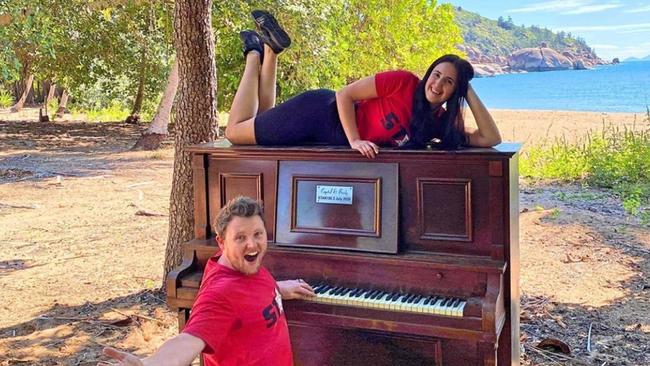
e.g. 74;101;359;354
1;0;462;114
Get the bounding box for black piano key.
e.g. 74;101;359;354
349;288;362;297
423;296;433;305
372;291;386;300
336;287;349;296
365;289;378;299
404;294;415;303
316;285;330;294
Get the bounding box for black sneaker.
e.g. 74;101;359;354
239;30;264;64
251;10;291;54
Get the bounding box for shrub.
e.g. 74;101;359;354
0;88;13;108
520;113;650;223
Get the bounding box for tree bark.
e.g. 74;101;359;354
132;59;178;150
10;74;34;112
46;83;57;104
126;48;147;124
163;0;218;280
55;89;69;118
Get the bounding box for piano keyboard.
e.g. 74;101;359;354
307;283;467;317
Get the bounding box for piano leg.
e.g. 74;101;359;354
178;308;189;331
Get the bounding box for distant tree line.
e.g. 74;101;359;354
457;8;595;58
0;0;462;121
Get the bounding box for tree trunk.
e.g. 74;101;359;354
46;83;57;104
126;48;147;124
132;59;178;150
55;89;69;118
163;0;218;280
10;74;34;112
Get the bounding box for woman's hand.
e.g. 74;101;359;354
277;279;316;300
350;140;379;159
464;83;502;147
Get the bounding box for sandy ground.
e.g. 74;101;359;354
0;108;648;365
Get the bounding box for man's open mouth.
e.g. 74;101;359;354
244;252;259;262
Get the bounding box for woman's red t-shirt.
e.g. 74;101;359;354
355;70;420;146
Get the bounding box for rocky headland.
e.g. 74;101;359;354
459;44;609;77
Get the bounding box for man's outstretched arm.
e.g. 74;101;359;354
98;333;205;366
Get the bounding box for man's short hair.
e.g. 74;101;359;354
213;196;265;239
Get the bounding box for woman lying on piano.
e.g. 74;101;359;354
225;10;502;159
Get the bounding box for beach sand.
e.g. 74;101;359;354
465;108;649;146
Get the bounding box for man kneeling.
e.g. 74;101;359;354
99;196;315;366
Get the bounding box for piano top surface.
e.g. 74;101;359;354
187;139;522;157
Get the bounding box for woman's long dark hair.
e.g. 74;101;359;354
403;54;474;150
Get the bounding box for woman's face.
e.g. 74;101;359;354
424;62;458;107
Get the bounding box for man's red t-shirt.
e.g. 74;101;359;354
355;70;420;146
182;257;292;366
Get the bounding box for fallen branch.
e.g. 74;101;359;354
526;344;590;365
0;202;39;209
135;209;167;217
587;322;593;353
111;308;165;324
127;181;154;188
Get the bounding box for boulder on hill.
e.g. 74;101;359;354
508;47;573;71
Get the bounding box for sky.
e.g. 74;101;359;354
442;0;650;61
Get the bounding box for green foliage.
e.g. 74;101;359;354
521;116;650;222
213;0;461;108
455;8;594;58
0;0;173;118
73;101;131;123
0;88;13;108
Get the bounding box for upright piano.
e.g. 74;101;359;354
167;141;521;365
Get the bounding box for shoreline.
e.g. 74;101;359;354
466;108;647;145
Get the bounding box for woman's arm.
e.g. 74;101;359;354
464;84;502;147
336;76;380;158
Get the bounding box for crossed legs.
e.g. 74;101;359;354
225;45;278;145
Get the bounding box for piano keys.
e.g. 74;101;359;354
166;141;521;365
309;283;468;317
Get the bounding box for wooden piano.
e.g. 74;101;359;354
167;140;521;365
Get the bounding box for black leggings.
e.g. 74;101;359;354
254;89;348;145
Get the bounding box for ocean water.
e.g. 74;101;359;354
471;61;650;113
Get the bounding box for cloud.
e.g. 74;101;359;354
563;4;623;14
555;22;650;32
508;0;589;13
508;0;622;15
590;44;619;49
623;5;650;13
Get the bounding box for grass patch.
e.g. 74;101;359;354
0;88;13;108
521;111;650;223
71;102;131;122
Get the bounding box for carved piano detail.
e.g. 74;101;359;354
167;141;521;365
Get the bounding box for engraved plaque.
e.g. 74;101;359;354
276;161;398;253
316;185;353;205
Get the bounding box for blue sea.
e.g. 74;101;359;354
471;61;650;113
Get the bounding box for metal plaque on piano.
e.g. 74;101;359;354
316;185;353;205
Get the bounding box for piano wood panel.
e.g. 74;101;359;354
400;160;497;258
207;158;277;241
418;178;472;241
276;161;398;253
